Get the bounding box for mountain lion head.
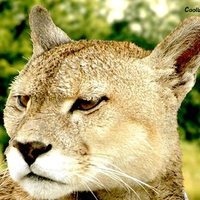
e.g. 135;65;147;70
2;6;199;200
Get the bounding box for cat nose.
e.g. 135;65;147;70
13;140;52;166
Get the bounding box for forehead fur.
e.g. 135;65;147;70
13;40;151;98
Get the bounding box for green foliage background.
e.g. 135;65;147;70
0;0;199;153
0;0;200;199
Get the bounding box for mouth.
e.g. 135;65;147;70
26;172;65;185
27;172;52;181
26;173;99;199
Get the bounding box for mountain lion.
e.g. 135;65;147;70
0;5;199;200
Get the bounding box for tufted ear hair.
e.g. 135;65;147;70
150;16;200;105
29;6;72;57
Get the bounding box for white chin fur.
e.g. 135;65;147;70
6;148;31;182
6;147;81;199
21;178;72;199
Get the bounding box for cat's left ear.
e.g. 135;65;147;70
150;16;200;104
29;6;72;57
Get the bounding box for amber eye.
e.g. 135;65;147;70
78;99;99;110
71;96;108;111
17;95;30;108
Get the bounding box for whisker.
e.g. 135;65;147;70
71;180;79;200
75;192;78;200
105;164;157;194
81;178;99;200
100;158;158;192
89;156;159;198
91;165;141;199
91;165;128;189
78;173;106;190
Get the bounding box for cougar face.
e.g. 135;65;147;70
5;40;162;199
2;6;200;200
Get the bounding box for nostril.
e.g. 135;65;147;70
13;140;52;166
31;144;52;159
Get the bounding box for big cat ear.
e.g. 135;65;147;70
29;6;72;57
150;16;200;104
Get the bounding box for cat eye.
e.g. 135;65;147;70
17;95;30;108
71;96;108;111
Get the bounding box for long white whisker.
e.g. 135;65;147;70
91;165;141;199
89;156;159;199
96;157;158;194
103;165;157;195
81;178;99;200
78;173;106;190
106;168;150;199
71;180;78;200
91;165;130;190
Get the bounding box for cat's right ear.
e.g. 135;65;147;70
29;6;72;57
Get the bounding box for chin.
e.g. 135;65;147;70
20;175;72;199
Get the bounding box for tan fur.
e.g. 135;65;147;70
0;6;199;200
